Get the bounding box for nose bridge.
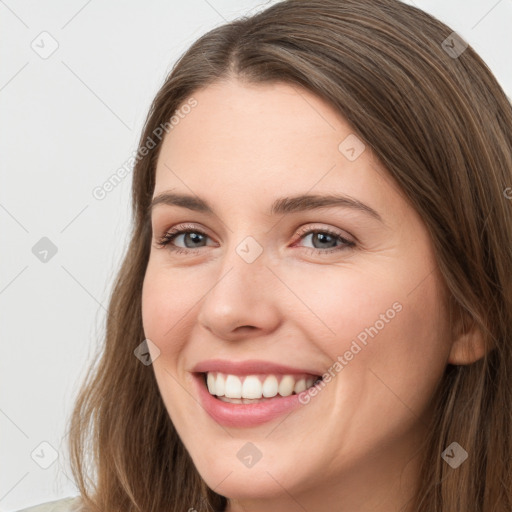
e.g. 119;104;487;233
212;232;269;300
196;231;280;337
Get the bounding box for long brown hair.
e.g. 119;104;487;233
68;1;512;510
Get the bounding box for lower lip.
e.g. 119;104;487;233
193;373;307;428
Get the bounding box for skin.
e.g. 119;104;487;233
141;79;485;512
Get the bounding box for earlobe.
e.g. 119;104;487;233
447;308;488;365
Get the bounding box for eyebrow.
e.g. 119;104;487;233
149;191;384;223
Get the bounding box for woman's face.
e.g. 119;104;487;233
142;79;453;511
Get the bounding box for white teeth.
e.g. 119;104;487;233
262;375;278;397
294;378;306;393
205;372;321;400
242;375;263;399
218;396;271;404
224;375;242;398
216;373;225;396
207;372;216;394
278;375;295;397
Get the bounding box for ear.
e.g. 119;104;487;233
447;305;488;365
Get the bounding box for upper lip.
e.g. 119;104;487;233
191;359;322;377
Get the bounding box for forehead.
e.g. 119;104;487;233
153;79;406;223
161;80;345;160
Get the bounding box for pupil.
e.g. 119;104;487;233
315;233;335;248
186;232;204;247
183;232;337;249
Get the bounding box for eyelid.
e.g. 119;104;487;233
293;223;354;244
155;221;356;254
155;222;215;246
155;222;352;242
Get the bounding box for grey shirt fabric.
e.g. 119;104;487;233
15;497;82;512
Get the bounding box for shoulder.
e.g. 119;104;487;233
15;496;83;512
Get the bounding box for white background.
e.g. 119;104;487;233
1;1;511;510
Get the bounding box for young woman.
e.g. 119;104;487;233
19;0;512;510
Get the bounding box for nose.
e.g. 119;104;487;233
196;246;281;342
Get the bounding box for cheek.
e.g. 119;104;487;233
330;269;449;432
279;262;412;357
141;263;200;359
141;264;202;427
287;258;449;409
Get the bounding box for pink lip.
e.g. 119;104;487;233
192;372;311;428
191;358;322;377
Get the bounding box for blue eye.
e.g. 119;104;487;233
156;224;213;254
296;229;355;253
155;223;355;255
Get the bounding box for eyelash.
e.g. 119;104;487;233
155;223;355;256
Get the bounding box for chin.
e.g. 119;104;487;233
188;443;315;502
200;464;297;501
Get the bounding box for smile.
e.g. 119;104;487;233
190;360;325;427
205;372;321;403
